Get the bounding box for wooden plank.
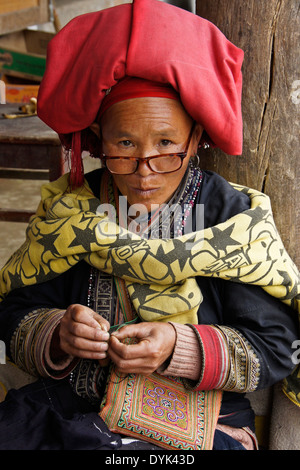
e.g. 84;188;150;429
0;104;60;143
0;168;48;179
0;144;60;169
0;143;66;181
0;0;49;35
0;0;38;15
0;208;34;223
196;0;299;268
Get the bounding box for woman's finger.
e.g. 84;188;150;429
66;320;109;342
60;330;110;358
108;333;148;359
107;322;176;374
67;304;110;331
108;339;152;374
59;304;110;358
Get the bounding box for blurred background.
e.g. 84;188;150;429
0;0;194;268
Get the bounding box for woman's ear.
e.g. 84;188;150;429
89;122;101;138
192;123;204;152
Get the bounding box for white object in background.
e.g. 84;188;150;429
0;80;6;104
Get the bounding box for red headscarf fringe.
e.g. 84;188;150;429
70;131;84;188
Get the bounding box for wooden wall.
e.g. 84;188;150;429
196;0;299;268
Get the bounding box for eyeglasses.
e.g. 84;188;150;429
101;123;195;175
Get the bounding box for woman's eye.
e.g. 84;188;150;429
119;140;132;147
160;139;172;147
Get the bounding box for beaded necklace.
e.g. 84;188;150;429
174;163;203;237
87;163;203;310
124;163;203;239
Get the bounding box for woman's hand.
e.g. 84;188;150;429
58;304;110;359
107;322;176;375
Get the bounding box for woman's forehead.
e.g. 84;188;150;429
100;97;193;134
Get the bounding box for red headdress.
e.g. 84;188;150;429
98;76;180;120
37;0;244;187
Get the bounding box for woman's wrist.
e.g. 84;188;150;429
49;323;69;363
157;322;202;380
44;316;77;376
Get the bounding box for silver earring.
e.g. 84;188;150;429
198;142;210;150
192;154;200;166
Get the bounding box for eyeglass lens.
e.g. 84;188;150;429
106;154;183;174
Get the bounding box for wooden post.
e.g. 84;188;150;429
196;0;299;268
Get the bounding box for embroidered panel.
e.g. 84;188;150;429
100;369;222;450
215;326;260;392
70;268;116;403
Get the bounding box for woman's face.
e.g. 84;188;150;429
96;97;202;213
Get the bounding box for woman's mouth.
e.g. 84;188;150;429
130;186;159;197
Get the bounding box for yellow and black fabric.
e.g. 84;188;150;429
0;170;299;405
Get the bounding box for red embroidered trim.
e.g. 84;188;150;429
193;325;229;390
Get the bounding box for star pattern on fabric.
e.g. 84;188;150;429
165;239;192;271
207;224;240;253
68;224;97;251
129;282;158;306
245;206;270;230
36;232;60;256
7;269;24;291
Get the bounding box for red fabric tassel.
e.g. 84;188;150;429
70;131;84;188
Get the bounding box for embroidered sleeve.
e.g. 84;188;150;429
10;308;76;378
190;324;260;393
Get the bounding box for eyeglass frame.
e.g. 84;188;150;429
101;122;195;175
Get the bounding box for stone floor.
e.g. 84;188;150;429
0;178;44;268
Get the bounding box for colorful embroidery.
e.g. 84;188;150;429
100;369;222;450
191;324;260;393
144;378;187;424
217;326;260;392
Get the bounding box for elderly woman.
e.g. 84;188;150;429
0;0;299;451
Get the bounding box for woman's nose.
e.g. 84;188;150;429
134;146;156;176
134;158;153;176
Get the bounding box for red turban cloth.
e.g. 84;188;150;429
98;77;181;120
37;0;244;187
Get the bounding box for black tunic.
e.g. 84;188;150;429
0;169;298;435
